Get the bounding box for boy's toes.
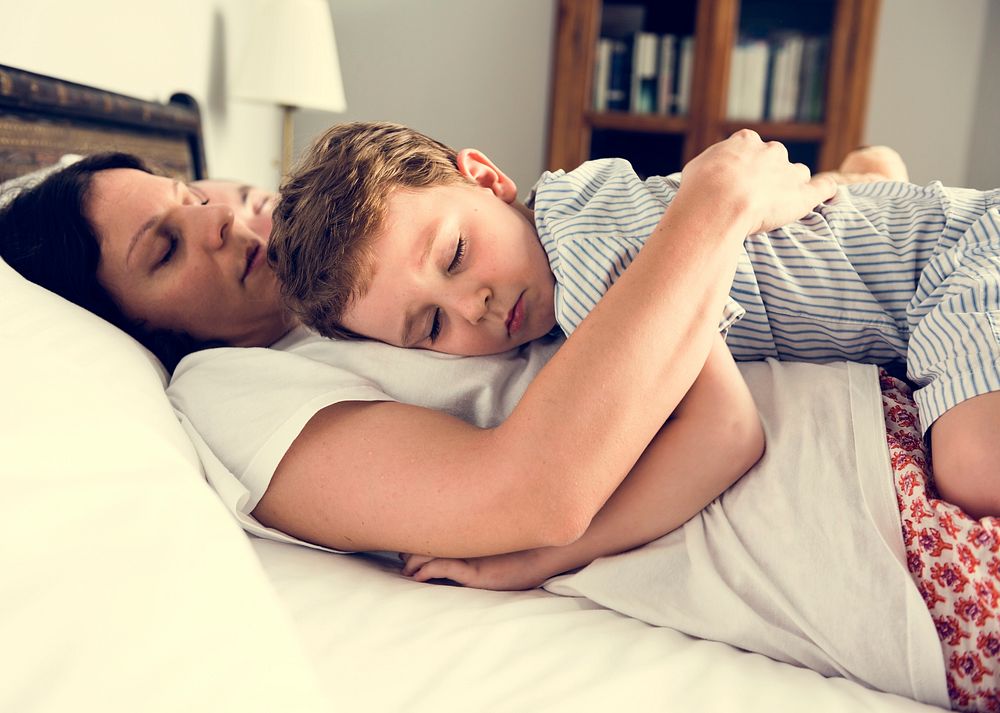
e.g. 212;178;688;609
838;146;909;183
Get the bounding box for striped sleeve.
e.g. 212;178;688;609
532;159;744;336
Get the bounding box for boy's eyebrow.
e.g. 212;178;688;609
398;224;439;346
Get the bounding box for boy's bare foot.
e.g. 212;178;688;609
836;146;910;183
816;146;910;185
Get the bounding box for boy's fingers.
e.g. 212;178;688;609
401;553;435;576
413;560;448;582
413;559;470;585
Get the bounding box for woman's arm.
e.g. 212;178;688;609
254;132;834;557
399;335;764;589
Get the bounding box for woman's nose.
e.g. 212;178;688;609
185;203;234;250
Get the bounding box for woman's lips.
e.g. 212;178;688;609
506;292;526;337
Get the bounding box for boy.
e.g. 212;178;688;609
270;121;1000;521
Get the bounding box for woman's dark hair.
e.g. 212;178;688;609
0;153;219;371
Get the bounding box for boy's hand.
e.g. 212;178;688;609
678;129;837;235
399;549;557;591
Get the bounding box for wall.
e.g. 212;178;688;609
298;0;556;196
965;0;1000;190
0;0;555;194
864;0;997;187
1;0;993;190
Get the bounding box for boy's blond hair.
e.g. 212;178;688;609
268;121;470;338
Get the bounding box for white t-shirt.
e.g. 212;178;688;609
166;327;562;546
545;359;948;707
167;329;947;705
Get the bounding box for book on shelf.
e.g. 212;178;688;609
726;32;828;123
674;36;695;116
655;34;676;114
797;36;828;122
606;39;631;111
593;38;613;111
592;30;694;117
630;31;659;113
768;33;804;122
595;3;643;113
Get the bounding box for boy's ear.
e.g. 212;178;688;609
456;148;518;203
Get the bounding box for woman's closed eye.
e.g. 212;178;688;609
157;232;179;268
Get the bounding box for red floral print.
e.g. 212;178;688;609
880;371;1000;711
932;561;971;594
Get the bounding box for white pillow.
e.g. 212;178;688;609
0;257;329;712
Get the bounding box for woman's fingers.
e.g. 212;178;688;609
764;138;789;161
679;129;837;235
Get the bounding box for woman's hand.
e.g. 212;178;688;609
677;129;838;235
400;550;559;591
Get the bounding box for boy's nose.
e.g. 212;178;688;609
456;287;491;324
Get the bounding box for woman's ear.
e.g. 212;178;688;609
456;148;518;203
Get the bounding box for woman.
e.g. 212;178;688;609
0;135;980;709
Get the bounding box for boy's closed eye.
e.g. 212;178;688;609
429;308;443;342
427;235;469;343
448;235;467;272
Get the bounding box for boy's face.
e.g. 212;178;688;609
340;153;557;355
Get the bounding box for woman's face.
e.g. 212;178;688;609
88;169;296;347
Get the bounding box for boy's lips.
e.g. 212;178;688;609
506;292;526;337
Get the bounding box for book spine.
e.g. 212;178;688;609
606;39;630;112
593;38;613;111
656;34;677;115
798;36;828;121
630;32;658;114
745;39;769;121
727;41;745;119
783;35;805;122
675;35;695;116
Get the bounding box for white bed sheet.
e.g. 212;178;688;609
251;537;943;713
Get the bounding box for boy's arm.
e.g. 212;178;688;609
402;334;764;590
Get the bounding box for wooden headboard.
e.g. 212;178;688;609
0;64;206;182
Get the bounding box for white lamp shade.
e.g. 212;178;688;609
232;0;347;113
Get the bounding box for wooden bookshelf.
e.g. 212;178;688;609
546;0;880;175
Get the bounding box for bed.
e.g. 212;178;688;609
0;64;945;712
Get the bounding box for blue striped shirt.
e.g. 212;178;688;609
529;158;1000;430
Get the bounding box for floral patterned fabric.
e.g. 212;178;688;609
881;369;1000;711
